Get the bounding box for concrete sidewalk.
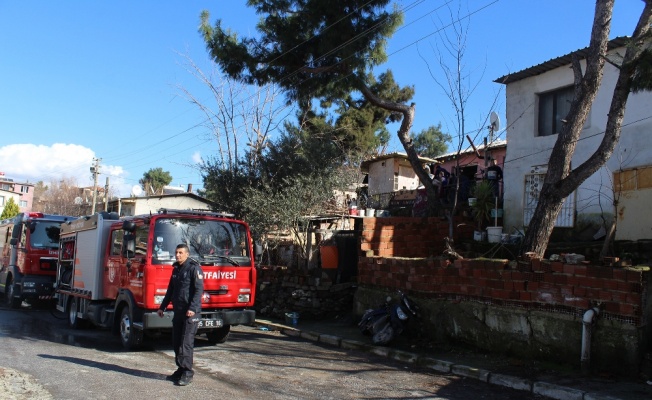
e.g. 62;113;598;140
254;316;652;400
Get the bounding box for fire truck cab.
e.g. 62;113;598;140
56;209;258;350
0;212;75;308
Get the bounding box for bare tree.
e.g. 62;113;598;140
35;178;85;217
516;0;652;258
177;54;293;174
418;2;502;237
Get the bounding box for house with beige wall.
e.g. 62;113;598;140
360;152;436;209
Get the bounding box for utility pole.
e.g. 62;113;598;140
90;158;101;214
104;176;110;211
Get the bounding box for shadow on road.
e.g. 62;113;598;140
37;354;166;381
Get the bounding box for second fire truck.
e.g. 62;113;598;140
0;212;75;308
55;209;257;349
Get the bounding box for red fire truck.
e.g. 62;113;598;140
55;209;258;349
0;212;75;308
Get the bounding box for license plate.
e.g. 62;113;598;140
198;319;223;328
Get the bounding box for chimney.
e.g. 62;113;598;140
187;183;193;193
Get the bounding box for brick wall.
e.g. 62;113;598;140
358;256;649;324
356;217;649;324
357;216;474;258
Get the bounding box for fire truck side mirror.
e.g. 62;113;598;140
9;238;18;246
123;233;136;259
122;220;136;233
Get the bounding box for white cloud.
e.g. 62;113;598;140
0;143;130;196
191;151;202;164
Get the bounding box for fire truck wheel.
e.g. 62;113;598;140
5;276;21;309
67;297;85;329
205;325;231;344
119;306;143;350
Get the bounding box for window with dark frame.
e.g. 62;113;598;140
538;86;574;137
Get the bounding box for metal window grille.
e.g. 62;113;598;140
524;173;575;227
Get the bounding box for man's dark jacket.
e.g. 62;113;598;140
159;258;204;315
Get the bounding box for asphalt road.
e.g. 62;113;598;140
0;304;539;399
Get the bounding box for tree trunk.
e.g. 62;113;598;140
358;83;440;215
521;0;652;257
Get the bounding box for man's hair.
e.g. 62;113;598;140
176;243;190;252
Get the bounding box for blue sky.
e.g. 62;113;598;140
0;1;644;197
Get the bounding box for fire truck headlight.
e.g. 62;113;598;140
237;294;250;303
154;296;165;305
23;282;35;288
202;292;211;303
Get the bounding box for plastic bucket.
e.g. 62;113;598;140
365;208;375;217
320;245;338;269
487;226;503;243
285;312;299;326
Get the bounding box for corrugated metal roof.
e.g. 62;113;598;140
360;152;437;172
494;36;630;85
435;139;507;161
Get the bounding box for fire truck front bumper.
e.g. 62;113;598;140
142;309;256;330
19;276;56;301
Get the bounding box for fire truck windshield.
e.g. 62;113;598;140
152;218;250;265
29;221;62;249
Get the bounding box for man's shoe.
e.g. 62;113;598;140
166;369;183;382
176;373;193;386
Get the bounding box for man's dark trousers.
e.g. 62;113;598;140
172;312;200;376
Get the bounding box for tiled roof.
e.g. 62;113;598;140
494;36;630;85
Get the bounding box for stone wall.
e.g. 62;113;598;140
255;265;357;320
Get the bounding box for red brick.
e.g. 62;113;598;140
626;270;643;283
630;282;643;293
604;302;620;314
620;303;637;316
520;292;532;301
551;262;564;272
612;292;628;303
564;297;589;309
626;293;642;305
612;268;627;281
563;264;576;274
573;265;587;276
530;259;541;271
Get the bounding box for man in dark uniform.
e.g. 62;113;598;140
157;243;204;386
485;158;503;199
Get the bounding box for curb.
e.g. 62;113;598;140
254;320;627;400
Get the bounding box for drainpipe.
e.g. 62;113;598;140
581;306;600;374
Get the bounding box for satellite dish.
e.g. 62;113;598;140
74;197;83;205
131;185;143;197
490;111;500;132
